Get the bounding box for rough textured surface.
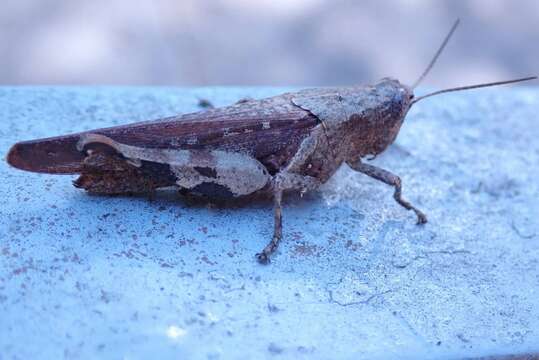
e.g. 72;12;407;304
1;86;538;359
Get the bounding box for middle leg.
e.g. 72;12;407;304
256;172;320;264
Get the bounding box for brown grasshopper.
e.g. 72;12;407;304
6;20;536;263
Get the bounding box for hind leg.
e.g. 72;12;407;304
75;136;176;195
74;151;170;194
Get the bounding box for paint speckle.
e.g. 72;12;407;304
166;325;187;340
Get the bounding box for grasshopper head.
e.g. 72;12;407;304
376;77;415;113
351;19;536;161
349;78;414;158
358;74;537;161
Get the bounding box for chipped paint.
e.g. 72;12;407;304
3;86;539;359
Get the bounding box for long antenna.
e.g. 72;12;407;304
412;19;460;89
411;76;537;105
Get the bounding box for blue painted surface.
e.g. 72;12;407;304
0;86;538;359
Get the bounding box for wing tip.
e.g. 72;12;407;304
7;142;29;171
6;137;84;174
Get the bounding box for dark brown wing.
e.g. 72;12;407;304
7;92;319;174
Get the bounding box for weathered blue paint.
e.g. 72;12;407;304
1;86;538;359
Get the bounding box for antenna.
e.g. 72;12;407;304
411;76;537;105
412;19;460;89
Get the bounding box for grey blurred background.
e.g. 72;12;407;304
1;0;537;87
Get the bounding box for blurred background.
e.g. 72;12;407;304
0;0;537;87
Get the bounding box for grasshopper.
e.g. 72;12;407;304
7;20;536;263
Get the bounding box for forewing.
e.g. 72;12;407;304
7;93;319;174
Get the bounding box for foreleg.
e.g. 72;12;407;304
347;159;427;224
